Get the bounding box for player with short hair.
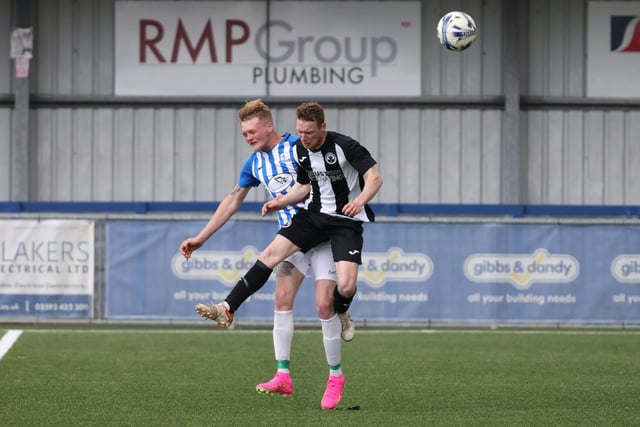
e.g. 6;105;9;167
179;99;353;401
194;101;383;409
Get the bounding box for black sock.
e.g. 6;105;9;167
333;286;356;314
225;260;273;312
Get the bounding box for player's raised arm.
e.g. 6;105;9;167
179;185;251;260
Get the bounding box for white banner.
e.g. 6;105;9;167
115;1;421;97
587;2;640;97
10;28;33;59
0;220;94;296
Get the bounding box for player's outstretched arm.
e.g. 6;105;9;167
262;183;310;216
180;185;251;260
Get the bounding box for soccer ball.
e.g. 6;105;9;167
437;11;478;51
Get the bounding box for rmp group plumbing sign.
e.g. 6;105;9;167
114;1;421;97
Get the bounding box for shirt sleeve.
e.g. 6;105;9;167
294;142;311;185
340;137;377;174
237;155;261;188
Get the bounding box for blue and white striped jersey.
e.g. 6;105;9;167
238;132;301;228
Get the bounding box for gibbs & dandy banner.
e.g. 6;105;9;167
106;220;283;319
0;220;94;318
114;1;421;97
105;219;640;324
358;222;640;324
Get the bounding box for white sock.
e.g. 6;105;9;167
273;310;293;373
320;314;342;376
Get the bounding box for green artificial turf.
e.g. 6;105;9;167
1;328;638;426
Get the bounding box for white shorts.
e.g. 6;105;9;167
285;241;336;282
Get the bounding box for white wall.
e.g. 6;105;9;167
1;0;639;205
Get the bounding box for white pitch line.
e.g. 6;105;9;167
0;330;23;360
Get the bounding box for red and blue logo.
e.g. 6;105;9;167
611;15;640;52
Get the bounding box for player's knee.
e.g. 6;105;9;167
259;246;282;269
274;288;294;310
316;300;334;318
337;281;357;297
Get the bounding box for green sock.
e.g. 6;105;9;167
277;360;290;374
329;363;342;376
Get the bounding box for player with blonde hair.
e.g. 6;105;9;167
180;99;354;404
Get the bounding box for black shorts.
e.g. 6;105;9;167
278;209;364;264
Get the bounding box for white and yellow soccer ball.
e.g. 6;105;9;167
437;11;478;51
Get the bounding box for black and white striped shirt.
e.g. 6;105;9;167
294;131;376;222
